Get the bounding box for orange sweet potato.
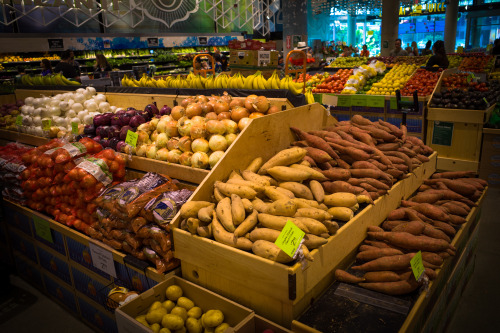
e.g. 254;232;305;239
367;159;389;171
351;253;414;271
387;208;407;220
367;225;384;233
392;220;426;235
358;277;420;295
364;240;394;249
421;252;444;266
368;231;451;252
410;203;450;222
359;182;378;192
349;168;393;182
335;269;365;283
430;220;457;237
305;146;332;164
351;115;373;126
410;192;444;204
359;245;379;252
291;127;340;159
425;267;437;280
347;177;390;190
448;214;467;225
320;168;351;181
382;220;405;231
352;160;380;171
441;202;469;216
378;119;404;138
322;181;365;195
425;179;476;197
376;142;401;151
335;157;351;169
355;248;404;261
431;171;476;179
422;225;451;242
363;271;401;283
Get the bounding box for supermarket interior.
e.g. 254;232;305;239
1;0;500;332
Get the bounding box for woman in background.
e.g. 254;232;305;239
360;44;370;57
41;59;52;76
94;54;111;77
421;40;432;55
426;40;449;69
410;41;419;57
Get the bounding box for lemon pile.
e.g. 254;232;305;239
341;61;386;95
366;64;417;95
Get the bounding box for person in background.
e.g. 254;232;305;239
93;53;111;77
67;49;81;75
360;44;370;57
54;50;80;81
390;39;408;57
491;39;500;55
421;40;433;55
410;41;419;57
213;48;223;72
40;59;52;76
340;46;352;57
426;40;449;69
15;66;26;84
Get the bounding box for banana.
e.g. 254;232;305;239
256;75;266;90
53;74;65;85
205;76;214;89
195;75;204;89
244;74;255;90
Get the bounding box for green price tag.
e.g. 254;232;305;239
15;115;23;126
33;216;53;243
337;95;352;107
275;220;305;258
351;95;367;107
366;96;385;108
42;119;52;131
410;251;425;281
313;94;323;104
125;130;138;147
71;122;79;134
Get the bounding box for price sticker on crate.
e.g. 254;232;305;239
125;130;138;147
410;251;425;281
42;119;52;131
275;220;305;258
33;215;53;243
15;115;23;126
89;241;117;278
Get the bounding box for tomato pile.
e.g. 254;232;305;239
20;138;126;234
459;54;493;72
312;69;353;93
441;73;490;92
401;68;442;97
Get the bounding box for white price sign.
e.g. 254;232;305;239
89;241;117;278
258;51;271;66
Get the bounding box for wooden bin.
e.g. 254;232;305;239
426;68;495;172
15;89;74;101
172;103;437;327
104;93;177;110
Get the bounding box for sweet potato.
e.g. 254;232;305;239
290;127;339;159
295;207;331;221
386;156;405;164
180;201;213;219
305;146;333;164
356;248;404;261
275;187;296;199
294;217;329;235
384;150;413;172
309;180;325;203
228;170;243;180
351;161;379;171
367;225;384;233
387;208;407;220
335;269;365;283
197;204;216;223
378;119;404;138
441;202;469;216
430;220;457;237
392;220;426;235
394;164;409;172
230;194;246;225
279;182;314;200
322;181;365;195
252;240;293;263
424;189;467;202
323;192;358;207
302;234;328;249
227;178;265;193
212;212;253;251
258;147;307;175
352;253;414;271
422;225;451;242
368;231;451;252
320;168;351;181
267;166;311;182
321;220;339;235
349;129;376;147
249;227;280;243
290;164;328;181
425;178;476;197
425;268;437;280
328;142;371;161
197;224;212;238
215;181;257;200
359;245;379;252
358;182;377;192
241;170;271;187
421;252;444;266
382;220;404;230
386;168;404;179
363;271;401;283
438;252;451;259
423;260;440;270
216;197;235;232
367;159;389;171
410;192;444;204
263;186;291;201
241;198;253;214
303;156;317;167
416;154;430;163
257;214;309;234
364;240;393;249
351;114;373;126
348;177;391;191
266;199;298;217
410;203;449;222
448;214;467;225
431;171;476;179
234;210;259;237
245;157;263;173
357;125;397;142
349;168;392;182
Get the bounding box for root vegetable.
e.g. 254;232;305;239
367;226;384;233
294;217;329;235
431;171;476;179
258;147;307;175
441;202;469;216
335;269;365;283
305;147;333;163
449;214;467;225
321;220;339;235
216;198;235;232
290;127;339;159
349;168;392;182
212;212;253;251
323;192;357;207
234;210;258;237
327;207;354;221
241;170;271;187
257;214;309;234
322;181;365;195
355;248;404;261
368;231;451;252
197;204;215;223
421;252;444;266
359;278;420;295
410;192;444;204
231;194;246;225
302;234;328;249
197;224;212;238
294;208;331;221
290;164;328;181
352;253;414;271
245;157;263;173
249;228;280;242
382;220;405;230
275;187;295;199
180;201;213;219
392;220;426;235
309;180;325;202
352;161;381;171
267;166;311;182
226;178;264;192
279;182;314;200
319;168;351;181
422;225;451;242
263;186;290;201
363;271;401;283
215;181;257;199
252;240;293;263
410;203;449;222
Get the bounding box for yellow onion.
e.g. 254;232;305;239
181;97;195;108
191;152;210;169
196;95;209;103
267;105;280;114
179;151;193;166
166;137;179;150
249;112;265;119
214;100;230;114
209;151;225;168
171;106;186;120
238;117;252;131
178;136;192;152
231;106;249;122
205;112;218;120
200;102;213;115
190;122;206;139
225;133;237;146
206;120;226;135
253;96;270;113
244;95;258;112
217;111;231;120
166;149;182;163
156;147;169;161
229;98;245;109
191;138;210;153
185;103;202;118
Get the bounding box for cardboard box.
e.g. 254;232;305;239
78;296;118;333
115;276;253;333
114;261;159;294
8;228;38;264
42;271;79;315
14;254;43;289
34;226;66;256
235;314;292;333
480;128;500;186
38;244;72;286
3;205;33;236
66;236;112;280
71;263;113;306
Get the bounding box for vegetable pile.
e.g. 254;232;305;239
91;172;192;273
0;143;33;203
179;114;435;264
335;171;487;295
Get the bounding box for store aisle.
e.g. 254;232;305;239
0;275;94;333
446;187;500;333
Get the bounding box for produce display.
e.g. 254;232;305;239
20;73;81;86
400;68;442;97
0;143;32;204
327;57;368;69
394;56;430;66
366;64;418;96
459;54;494;72
311;69;353;94
335;171;486;296
447;55;463;68
429;74;500;109
179;114;433;264
367;56;396;67
134;283;232;332
15;87;115;136
341;61;386;94
0;99;23;128
357;73;386;94
121;71;306;95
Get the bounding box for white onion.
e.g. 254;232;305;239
59;101;70;112
68;99;75;107
71;103;83;113
41;96;51;106
24;97;34;106
86;86;97;96
110;106;117;113
40;108;50;118
33;98;43;108
50;99;60;107
66;110;77;118
83;114;93;125
34;127;44;136
73;93;85;104
76;88;86;95
48;106;61;116
98;102;110;113
70;117;81;125
77;110;88;121
83;89;92;100
87;102;98;113
94;94;106;104
32;116;42;126
20;106;29;115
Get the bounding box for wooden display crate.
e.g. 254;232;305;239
0;94;16;105
479;128;500;186
171;103;437;327
426;68;495;172
15;89;74;101
104;93;177;110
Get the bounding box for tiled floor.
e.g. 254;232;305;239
0;188;499;333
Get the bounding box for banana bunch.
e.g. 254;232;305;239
304;88;315;104
20;73;79;86
266;70;281;89
185;73;205;89
243;71;267;90
226;73;245;89
279;75;305;95
121;74;140;87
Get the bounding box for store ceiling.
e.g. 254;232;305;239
310;0;442;15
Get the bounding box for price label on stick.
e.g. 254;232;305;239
125;130;138;147
89;241;117;278
33;216;53;243
15;115;23;126
410;251;425;281
275;220;305;258
71;122;79;134
42;119;52;131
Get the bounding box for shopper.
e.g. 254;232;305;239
93;53;111;77
426;40;449;69
410;41;419;57
389;39;408;56
360;44;370;57
15;66;26;84
422;40;433;55
340;46;352;57
40;59;52;76
54;50;80;81
67;49;81;74
491;39;500;55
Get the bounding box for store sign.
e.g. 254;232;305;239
399;2;446;16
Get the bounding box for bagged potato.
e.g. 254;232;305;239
141;189;193;228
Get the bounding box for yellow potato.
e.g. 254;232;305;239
279;182;314;200
187;306;203;319
186;317;203;333
323;192;357;207
201;310;224;328
252;240;294;263
177;297;195;311
327;207;354;221
267;166;311;182
161;314;185;331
